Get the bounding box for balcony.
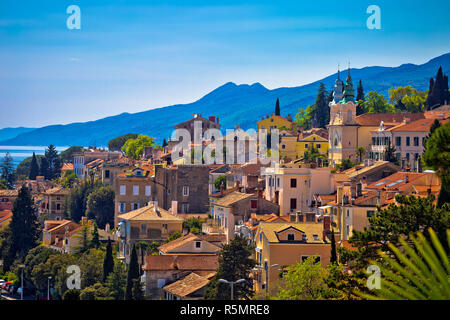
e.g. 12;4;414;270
202;219;225;235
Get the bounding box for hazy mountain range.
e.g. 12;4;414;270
1;52;449;147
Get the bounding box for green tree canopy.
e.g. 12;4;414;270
1;152;15;189
122;135;156;160
59;146;84;163
85;185;115;229
108;134;139;152
361;91;395;114
205;236;255;300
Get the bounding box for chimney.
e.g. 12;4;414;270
171;200;178;216
220;184;224;196
323;215;331;240
209;116;216;123
405;174;409;184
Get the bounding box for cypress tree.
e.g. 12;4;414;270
90;222;100;249
312;83;328;128
125;245;140;300
5;185;39;270
29;152;40;180
356;80;365;102
330;229;337;264
103;239;114;282
275;98;280;116
40;157;49;179
162;138;168;148
425;78;435;110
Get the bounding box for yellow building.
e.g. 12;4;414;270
257;114;295;133
253;217;331;296
280;132;328;160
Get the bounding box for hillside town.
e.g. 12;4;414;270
0;66;449;301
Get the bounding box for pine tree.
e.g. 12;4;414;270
4;185;39;270
205;236;255;300
45;144;61;180
0;152;15;189
103;239;114;282
275;98;280;116
29;152;40;180
125;245;140;300
330;229;337;264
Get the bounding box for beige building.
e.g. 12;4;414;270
115;166;155;226
39;186;70;220
207;191;279;243
263;166;312;216
253;216;332;295
117;202;183;263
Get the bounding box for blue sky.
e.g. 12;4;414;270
0;0;449;128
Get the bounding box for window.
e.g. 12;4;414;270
119;202;126;213
413;137;419;146
140;224;147;235
56;203;61;211
281;144;285;149
304;143;309;149
145;185;151;196
290;198;297;210
406;137;410;146
195;241;201;248
182;203;189;213
120;185;126;195
133;185;139;195
347;209;350;217
287;234;295;241
277;178;280;187
183;186;189;196
290;178;297;188
406;153;410;161
251;199;258;209
422;137;426;146
105;170;110;179
132;202;139;210
135;170;142;176
316;144;321;149
367;210;375;218
313;234;319;241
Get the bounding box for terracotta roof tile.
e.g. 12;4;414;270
163;272;211;297
355;113;425;126
144;254;218;271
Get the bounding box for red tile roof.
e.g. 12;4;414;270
144;254;218;271
355;113;425;126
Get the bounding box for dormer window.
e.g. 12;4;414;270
195;241;201;248
135;170;143;176
313;234;319;241
287;234;295;241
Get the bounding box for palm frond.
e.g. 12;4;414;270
356;228;450;300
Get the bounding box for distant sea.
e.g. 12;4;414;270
0;146;69;168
